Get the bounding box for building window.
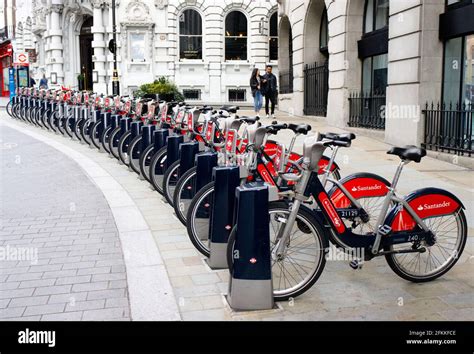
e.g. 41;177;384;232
443;34;474;105
320;9;329;55
362;53;388;94
228;89;247;102
130;32;146;62
179;9;203;60
364;0;389;34
269;12;278;61
225;11;248;61
183;89;201;101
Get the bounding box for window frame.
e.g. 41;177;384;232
363;0;389;35
269;12;279;62
129;31;147;63
178;8;204;61
441;34;474;105
319;8;329;56
224;10;249;62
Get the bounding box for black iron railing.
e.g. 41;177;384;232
348;91;386;130
423;102;473;157
304;61;329;117
279;71;293;94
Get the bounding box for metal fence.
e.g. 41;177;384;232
423;102;473;157
304;62;329;117
348;92;386;130
279;71;293;94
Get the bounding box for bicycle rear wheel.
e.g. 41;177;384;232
385;209;467;282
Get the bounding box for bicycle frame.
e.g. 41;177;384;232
273;159;435;260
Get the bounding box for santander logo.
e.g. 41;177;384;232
417;201;451;211
351;184;382;192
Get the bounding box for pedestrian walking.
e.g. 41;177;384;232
39;74;48;89
29;75;36;87
262;65;278;119
250;68;265;119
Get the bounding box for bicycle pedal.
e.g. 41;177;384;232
349;259;363;270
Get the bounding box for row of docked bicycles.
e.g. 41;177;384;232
7;87;467;300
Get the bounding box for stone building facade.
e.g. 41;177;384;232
277;0;474;150
15;0;278;105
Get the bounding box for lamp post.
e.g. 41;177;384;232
111;0;120;95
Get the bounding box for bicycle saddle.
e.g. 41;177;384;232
387;146;426;163
220;106;239;114
288;124;312;135
237;116;260;124
320;132;356;142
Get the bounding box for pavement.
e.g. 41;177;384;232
0;97;10;108
0;108;473;321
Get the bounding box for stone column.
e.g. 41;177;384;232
47;2;65;85
326;0;363;128
385;1;444;146
203;5;223;103
91;0;107;94
249;7;270;70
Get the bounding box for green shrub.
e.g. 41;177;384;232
135;76;184;101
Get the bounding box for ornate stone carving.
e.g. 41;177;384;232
51;4;64;13
155;0;168;10
125;0;152;23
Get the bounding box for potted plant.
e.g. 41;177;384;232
135;77;184;102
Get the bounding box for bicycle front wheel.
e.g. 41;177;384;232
173;167;198;226
186;181;215;257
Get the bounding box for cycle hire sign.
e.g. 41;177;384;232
14;52;30;66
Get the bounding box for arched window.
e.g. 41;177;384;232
225;11;248;61
179;9;203;60
364;0;389;34
320;9;328;55
269;12;278;61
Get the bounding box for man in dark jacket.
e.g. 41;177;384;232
262;65;278;119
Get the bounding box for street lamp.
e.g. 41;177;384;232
111;0;120;96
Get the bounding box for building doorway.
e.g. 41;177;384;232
79;17;93;91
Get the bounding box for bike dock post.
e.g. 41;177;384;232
207;166;241;269
129;121;144;169
195;152;218;191
228;183;274;311
118;117;132;164
98;112;111;152
154;129;169;151
166;135;184;171
72;106;81;140
90;110;101;149
139;125;156;179
179;141;200;175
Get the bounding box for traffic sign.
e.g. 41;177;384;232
14;52;29;66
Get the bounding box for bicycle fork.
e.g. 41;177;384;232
272;170;312;260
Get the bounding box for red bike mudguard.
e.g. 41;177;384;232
329;173;391;208
389;188;464;232
317;155;339;174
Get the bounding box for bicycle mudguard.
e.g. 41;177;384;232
385;188;465;232
318;155;340;174
329;173;391;208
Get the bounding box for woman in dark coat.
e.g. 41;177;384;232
250;68;265;118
